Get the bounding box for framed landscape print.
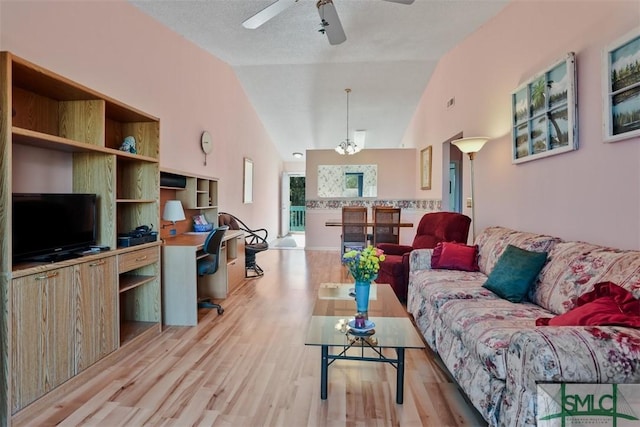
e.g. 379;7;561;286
511;52;578;164
420;146;432;190
603;28;640;142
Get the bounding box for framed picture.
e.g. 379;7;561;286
511;52;578;163
603;28;640;142
420;146;432;190
243;157;253;203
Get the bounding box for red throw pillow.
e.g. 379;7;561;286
536;282;640;327
431;242;479;272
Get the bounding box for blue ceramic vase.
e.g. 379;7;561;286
354;280;371;313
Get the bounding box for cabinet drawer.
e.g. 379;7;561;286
118;247;159;273
227;257;245;293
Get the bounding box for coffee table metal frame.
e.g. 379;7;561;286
320;335;407;404
305;283;425;405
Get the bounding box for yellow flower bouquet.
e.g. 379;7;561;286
341;245;386;282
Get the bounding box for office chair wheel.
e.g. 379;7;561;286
198;299;224;315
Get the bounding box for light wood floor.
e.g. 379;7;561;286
14;249;486;427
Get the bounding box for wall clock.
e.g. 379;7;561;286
201;130;213;165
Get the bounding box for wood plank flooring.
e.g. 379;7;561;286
14;249;486;426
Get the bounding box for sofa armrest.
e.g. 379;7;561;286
409;248;434;272
507;326;640;385
377;243;413;256
501;326;640;425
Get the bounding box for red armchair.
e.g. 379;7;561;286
376;212;471;301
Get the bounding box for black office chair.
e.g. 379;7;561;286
219;212;268;278
197;225;229;315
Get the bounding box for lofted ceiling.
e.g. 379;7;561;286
129;0;510;160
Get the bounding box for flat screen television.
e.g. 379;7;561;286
12;193;97;263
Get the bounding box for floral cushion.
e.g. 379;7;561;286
438;298;552;380
532;241;640;314
502;326;640;427
407;268;489;348
475;226;559;276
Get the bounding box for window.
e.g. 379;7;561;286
344;172;364;197
511;52;578;163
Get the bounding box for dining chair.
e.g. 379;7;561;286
341;206;368;255
372;207;401;246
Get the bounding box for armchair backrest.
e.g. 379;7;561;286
412;212;471;249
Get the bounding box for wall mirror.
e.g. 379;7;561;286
317;164;377;197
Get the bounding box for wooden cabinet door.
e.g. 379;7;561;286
11;266;74;413
74;256;118;372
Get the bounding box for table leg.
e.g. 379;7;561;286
321;345;328;400
396;347;405;404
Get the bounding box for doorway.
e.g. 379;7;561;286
289;176;306;232
280;172;306;232
442;132;463;213
449;160;462;213
276;173;305;249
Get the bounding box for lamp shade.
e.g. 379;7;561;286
451;137;490;154
163;200;185;222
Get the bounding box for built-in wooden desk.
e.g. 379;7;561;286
162;230;245;326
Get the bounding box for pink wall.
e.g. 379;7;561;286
402;1;640;249
306;148;417;200
1;0;282;236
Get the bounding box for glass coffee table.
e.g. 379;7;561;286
305;282;425;404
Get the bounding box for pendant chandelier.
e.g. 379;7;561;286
335;88;361;155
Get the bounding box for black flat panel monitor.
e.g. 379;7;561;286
12;193;97;263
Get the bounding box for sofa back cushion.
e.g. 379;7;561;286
532;241;640;314
475;226;560;276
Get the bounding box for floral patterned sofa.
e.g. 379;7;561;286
406;226;640;427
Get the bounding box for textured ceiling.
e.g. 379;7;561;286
129;0;509;160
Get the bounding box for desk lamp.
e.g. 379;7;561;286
163;200;186;235
451;137;489;243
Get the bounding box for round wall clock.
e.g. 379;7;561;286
201;130;213;165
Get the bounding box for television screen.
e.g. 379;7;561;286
12;193;97;263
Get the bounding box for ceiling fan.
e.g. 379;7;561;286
242;0;415;45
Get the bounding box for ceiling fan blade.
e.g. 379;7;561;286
317;0;346;45
242;0;298;29
383;0;415;4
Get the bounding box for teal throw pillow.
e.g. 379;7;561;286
483;244;548;303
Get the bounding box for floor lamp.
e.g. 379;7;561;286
451;137;489;243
